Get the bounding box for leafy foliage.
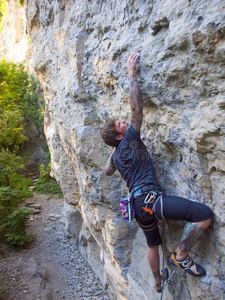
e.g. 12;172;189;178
0;205;34;247
0;176;35;247
0;148;24;186
34;163;63;197
0;187;18;201
5;173;33;199
0;59;43;187
0;109;28;148
0;174;34;248
0;60;43;250
0;60;42;141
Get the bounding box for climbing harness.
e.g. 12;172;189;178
142;191;157;214
142;190;161;215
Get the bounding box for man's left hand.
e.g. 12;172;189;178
127;53;140;78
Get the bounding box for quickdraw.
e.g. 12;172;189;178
160;267;175;299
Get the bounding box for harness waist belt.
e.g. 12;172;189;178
132;184;161;199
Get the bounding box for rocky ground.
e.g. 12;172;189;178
0;192;110;300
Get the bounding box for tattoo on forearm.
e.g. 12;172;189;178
179;223;203;253
131;117;142;129
130;74;142;108
129;74;143;132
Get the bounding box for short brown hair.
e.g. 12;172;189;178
101;119;121;147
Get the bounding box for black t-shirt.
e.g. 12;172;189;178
110;125;159;192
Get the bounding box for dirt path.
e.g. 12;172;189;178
0;193;109;300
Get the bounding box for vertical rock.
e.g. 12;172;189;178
21;0;225;298
0;0;32;71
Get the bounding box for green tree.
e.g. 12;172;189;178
0;108;28;149
0;59;42;146
0;60;43;250
0;148;24;186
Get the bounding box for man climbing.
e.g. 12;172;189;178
101;53;214;293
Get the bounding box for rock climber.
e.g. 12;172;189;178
101;53;214;293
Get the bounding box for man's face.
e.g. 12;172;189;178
114;120;129;137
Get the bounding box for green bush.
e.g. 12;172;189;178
34;177;63;196
0;187;18;202
34;164;63;197
0;174;33;204
0;170;35;249
10;173;33;188
4;207;30;234
0;182;34;248
0;206;34;248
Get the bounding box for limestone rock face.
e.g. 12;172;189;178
24;0;225;299
0;0;32;71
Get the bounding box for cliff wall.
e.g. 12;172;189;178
0;0;32;71
23;0;225;299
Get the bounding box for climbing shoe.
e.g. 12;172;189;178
155;268;169;293
155;282;163;293
169;252;206;277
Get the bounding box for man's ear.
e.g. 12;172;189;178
115;134;123;141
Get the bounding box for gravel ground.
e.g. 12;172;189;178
0;193;110;300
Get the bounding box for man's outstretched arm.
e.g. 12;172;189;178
127;53;143;133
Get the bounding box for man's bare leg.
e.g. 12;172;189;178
169;219;212;277
147;246;161;284
175;219;212;260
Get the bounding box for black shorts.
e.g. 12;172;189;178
134;194;214;248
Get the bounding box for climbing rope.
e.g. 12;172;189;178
161;168;166;268
160;167;174;299
160;168;166;300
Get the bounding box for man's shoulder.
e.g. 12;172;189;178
124;125;140;138
117;125;142;150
